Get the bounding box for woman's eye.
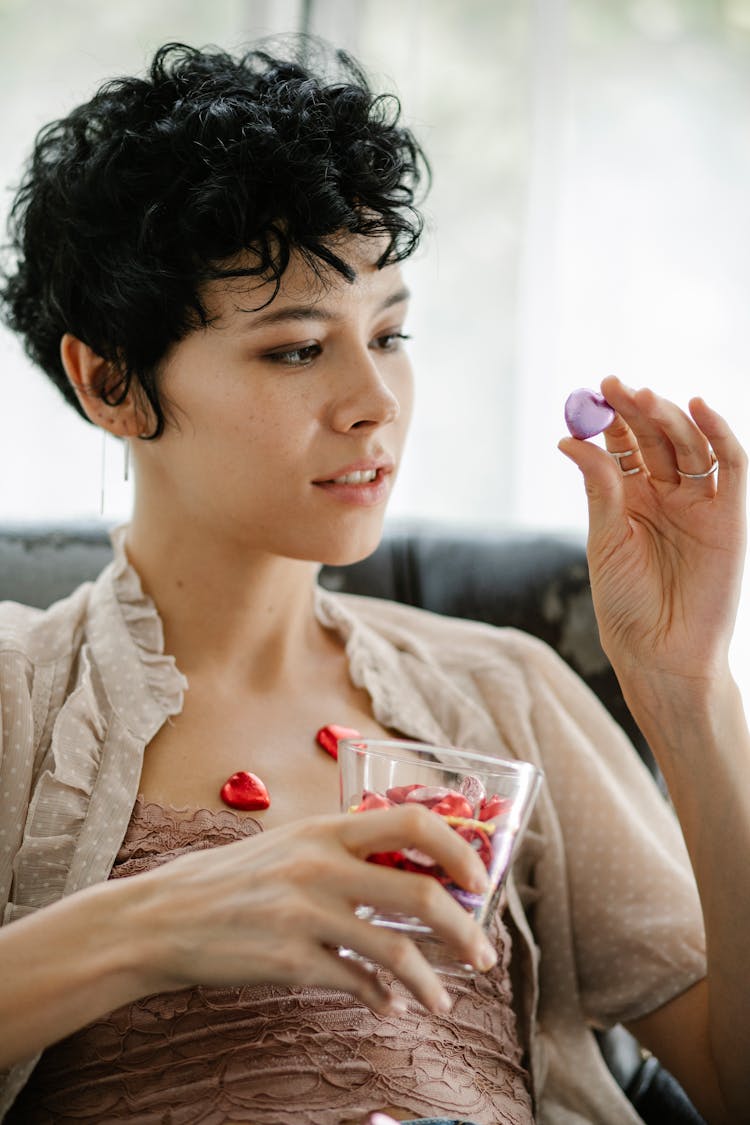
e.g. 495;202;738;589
265;343;321;367
372;332;412;352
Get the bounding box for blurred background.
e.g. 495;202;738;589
2;0;750;688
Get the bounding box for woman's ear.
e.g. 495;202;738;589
60;333;147;437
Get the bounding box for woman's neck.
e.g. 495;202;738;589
124;514;327;693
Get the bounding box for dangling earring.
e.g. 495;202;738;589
99;429;107;516
123;439;130;482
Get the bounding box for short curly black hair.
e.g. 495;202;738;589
0;39;428;436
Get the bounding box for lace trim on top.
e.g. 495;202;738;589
10;799;533;1125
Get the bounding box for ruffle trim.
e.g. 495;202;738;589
6;530;188;924
107;525;188;721
313;588;447;745
7;644;108;921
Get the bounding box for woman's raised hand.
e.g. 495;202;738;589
126;803;496;1018
559;375;747;688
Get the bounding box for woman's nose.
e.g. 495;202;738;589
327;348;401;433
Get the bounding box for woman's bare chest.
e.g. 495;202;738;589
137;676;393;830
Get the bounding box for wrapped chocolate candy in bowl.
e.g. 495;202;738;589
338;738;543;975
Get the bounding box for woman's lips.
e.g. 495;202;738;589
312;466;392;506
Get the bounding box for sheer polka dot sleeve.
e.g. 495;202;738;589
0;649;36;921
516;637;705;1028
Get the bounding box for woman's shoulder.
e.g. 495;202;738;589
321;589;569;725
0;581;93;667
323;589;617;746
330;588;556;669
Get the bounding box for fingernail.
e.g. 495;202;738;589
476;937;498;971
387;994;408;1015
437;989;453;1013
471;867;489;893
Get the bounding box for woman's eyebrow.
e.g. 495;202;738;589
242;285;411;331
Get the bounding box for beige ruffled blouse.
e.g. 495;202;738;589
0;528;706;1123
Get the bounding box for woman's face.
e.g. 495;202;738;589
136;237;414;566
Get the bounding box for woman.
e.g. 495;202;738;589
0;39;746;1125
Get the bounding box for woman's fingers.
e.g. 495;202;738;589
633;387;715;484
332;806;497;1009
341;803;489;895
270;932;409;1018
135;806;503;1019
310;945;407;1017
333;856;494;971
602;378;707;483
558;377;742;556
567;376;739;501
602;378;679;482
323;908;455;1014
601;411;647;478
689;397;748;503
600;376;723;489
601;412;637;458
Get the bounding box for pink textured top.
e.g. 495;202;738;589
7;798;533;1125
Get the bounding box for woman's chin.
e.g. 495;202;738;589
302;524;386;570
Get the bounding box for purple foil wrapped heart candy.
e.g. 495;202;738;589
564;388;615;440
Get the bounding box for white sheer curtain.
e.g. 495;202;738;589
2;0;750;690
0;0;308;520
308;0;750;697
507;0;750;696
